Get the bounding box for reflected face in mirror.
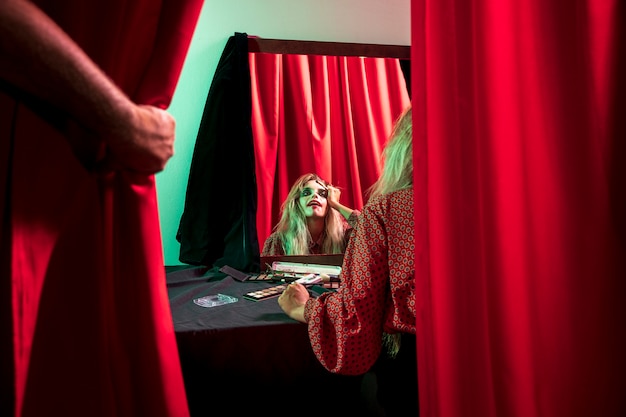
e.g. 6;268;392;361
299;180;329;219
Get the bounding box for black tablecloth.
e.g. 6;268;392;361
167;266;381;416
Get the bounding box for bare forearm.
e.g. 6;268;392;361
0;0;133;136
0;0;176;173
330;201;354;221
327;186;355;221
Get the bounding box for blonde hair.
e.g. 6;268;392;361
369;106;413;199
272;173;348;255
372;105;413;358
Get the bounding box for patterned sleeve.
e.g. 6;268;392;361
261;232;284;256
304;189;416;374
346;209;361;229
304;197;388;375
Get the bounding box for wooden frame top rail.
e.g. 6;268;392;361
247;36;410;59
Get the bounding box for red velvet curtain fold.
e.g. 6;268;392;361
249;52;411;247
2;1;204;416
412;1;626;416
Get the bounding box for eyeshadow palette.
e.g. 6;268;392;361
219;265;272;282
245;273;273;282
243;274;323;301
243;284;288;301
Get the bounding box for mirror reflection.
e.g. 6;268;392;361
249;38;411;252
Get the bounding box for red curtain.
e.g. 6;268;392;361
412;1;626;416
249;52;411;247
1;1;203;416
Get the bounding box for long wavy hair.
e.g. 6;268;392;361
272;173;348;255
371;105;413;358
369;105;413;199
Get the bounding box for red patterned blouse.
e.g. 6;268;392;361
304;188;416;375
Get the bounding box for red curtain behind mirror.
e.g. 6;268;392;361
1;1;203;416
249;52;411;248
412;1;626;416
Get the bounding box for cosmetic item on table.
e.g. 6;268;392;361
243;284;289;301
219;265;272;282
243;274;322;301
271;261;341;277
193;293;239;308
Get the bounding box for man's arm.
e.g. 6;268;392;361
0;0;175;173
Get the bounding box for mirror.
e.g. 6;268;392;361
248;36;411;248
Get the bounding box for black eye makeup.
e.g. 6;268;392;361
300;188;328;198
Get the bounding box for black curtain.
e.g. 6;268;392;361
176;32;260;273
399;58;411;99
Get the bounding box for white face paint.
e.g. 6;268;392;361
298;180;328;219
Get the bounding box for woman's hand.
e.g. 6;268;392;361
326;185;356;221
327;185;342;208
278;282;310;323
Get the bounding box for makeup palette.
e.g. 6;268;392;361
219;265;272;282
243;284;288;301
245;273;273;282
243;274;324;301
